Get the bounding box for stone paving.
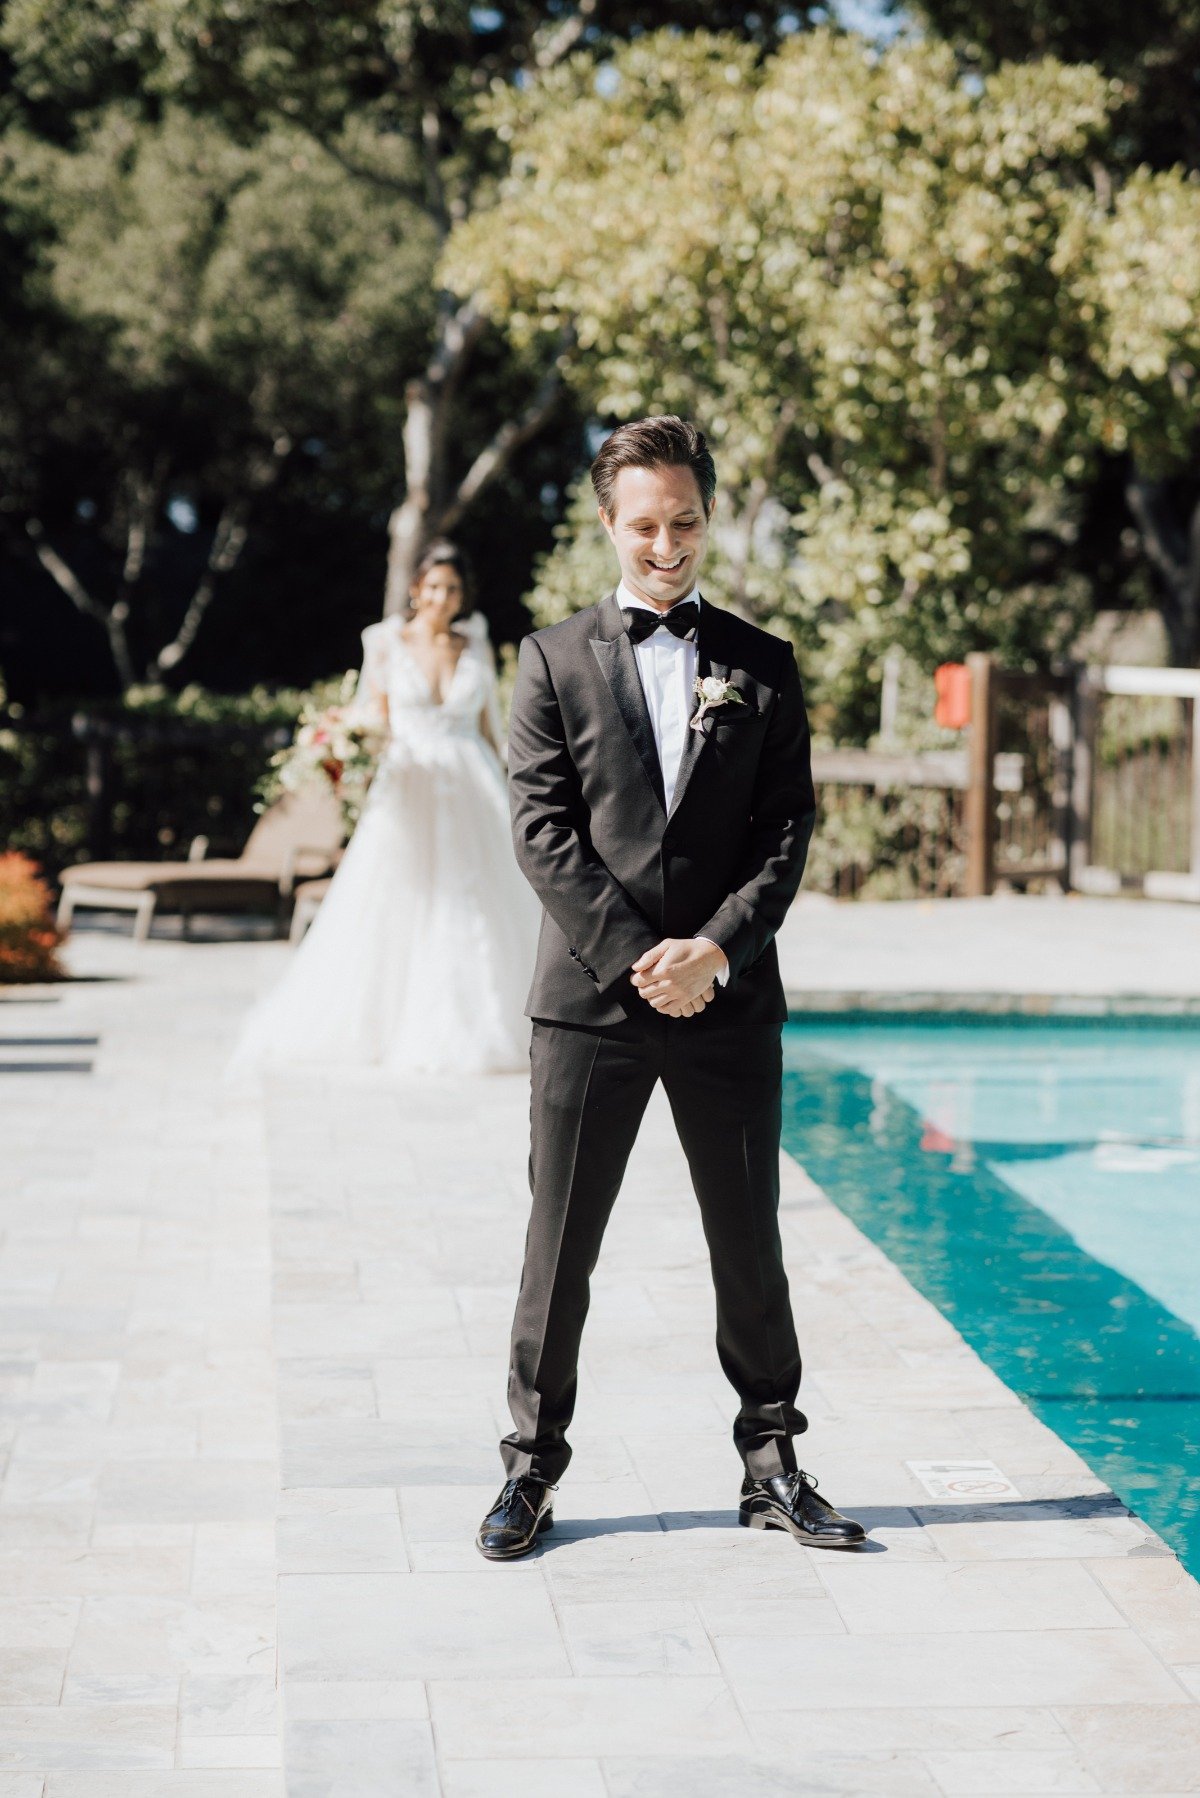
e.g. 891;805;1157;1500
777;892;1200;1008
3;904;1200;1795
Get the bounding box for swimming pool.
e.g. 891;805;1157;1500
781;1014;1200;1574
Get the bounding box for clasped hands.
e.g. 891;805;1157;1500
630;938;727;1019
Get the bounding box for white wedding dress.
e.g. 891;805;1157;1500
232;614;539;1076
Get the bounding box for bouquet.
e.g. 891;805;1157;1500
261;672;385;828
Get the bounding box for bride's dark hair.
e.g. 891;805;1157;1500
408;540;476;617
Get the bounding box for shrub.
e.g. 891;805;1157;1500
0;854;64;982
0;684;307;880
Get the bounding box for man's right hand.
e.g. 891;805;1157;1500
631;938;723;1017
666;984;716;1019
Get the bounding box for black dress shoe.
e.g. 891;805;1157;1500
475;1475;556;1561
739;1470;866;1548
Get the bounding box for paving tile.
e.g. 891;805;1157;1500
1055;1704;1200;1792
813;1558;1125;1634
556;1600;720;1676
280;1420;496;1488
276;1486;399;1518
179;1674;278;1735
602;1752;940;1795
1085;1557;1200;1664
916;1501;1152;1562
277;1572;570;1681
284;1719;438;1798
717;1629;1187;1712
429;1675;751;1758
0;1548;191;1598
693;1596;845;1637
749;1709;1072;1753
276;1511;408;1574
542;1528;825;1605
95;1462;276;1526
0;1649;67;1703
67;1598;274;1680
441;1761;607;1797
0;1704;175;1769
60;1675;178;1707
923;1749;1101;1793
0;1600;81;1649
176;1736;282;1769
44;1779;285;1796
284;1681;427;1722
13;932;1200;1795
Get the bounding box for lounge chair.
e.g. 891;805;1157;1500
288;873;335;943
57;785;345;942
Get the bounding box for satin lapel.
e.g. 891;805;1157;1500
667;605;732;821
589;592;667;813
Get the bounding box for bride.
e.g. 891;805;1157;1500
232;542;539;1075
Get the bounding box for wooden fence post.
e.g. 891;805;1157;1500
1048;675;1074;893
1068;669;1097;893
74;714;114;863
964;652;996;897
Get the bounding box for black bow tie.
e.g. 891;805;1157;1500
622;599;699;644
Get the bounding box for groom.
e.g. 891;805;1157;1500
477;415;865;1558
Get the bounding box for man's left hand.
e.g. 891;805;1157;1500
631;938;727;1015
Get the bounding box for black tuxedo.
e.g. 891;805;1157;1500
509;590;816;1026
500;590;816;1485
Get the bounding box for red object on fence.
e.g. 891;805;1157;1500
934;662;971;730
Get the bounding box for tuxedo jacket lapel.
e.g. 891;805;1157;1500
667;604;732;821
589;591;667;813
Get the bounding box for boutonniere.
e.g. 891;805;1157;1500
691;674;746;732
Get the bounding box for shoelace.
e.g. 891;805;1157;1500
784;1468;820;1503
502;1477;556;1520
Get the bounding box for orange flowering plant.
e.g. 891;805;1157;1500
0;853;64;983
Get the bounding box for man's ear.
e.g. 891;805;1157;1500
598;505;617;543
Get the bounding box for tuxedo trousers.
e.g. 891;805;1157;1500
500;1012;806;1484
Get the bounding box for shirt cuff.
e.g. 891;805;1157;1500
694;937;730;987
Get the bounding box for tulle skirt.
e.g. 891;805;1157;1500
230;728;539;1076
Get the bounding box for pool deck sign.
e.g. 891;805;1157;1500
907;1459;1022;1502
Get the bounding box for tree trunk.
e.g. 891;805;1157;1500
384;376;440;616
1125;470;1200;667
383;312;569;617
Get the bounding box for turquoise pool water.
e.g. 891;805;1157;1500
781;1014;1200;1572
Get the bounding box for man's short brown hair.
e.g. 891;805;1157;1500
590;415;717;519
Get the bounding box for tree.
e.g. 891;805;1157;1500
903;1;1200;173
0;104;433;691
901;0;1200;660
2;1;812;626
446;28;1200;723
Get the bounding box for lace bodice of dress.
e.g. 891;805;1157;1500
356;614;501;746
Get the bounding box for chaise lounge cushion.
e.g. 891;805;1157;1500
59;859;326;912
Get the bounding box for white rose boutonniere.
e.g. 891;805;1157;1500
691;673;746;733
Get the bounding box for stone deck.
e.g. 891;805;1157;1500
2;904;1199;1795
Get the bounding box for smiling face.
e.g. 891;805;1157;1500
598;462;713;610
410;562;465;630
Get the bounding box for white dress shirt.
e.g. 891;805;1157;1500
617;580;699;810
617;581;728;986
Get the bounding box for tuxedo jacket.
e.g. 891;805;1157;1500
508;589;816;1029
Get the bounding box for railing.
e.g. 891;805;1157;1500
809;750;968;901
5;662;1198;901
1073;666;1200;901
1;708;290;875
